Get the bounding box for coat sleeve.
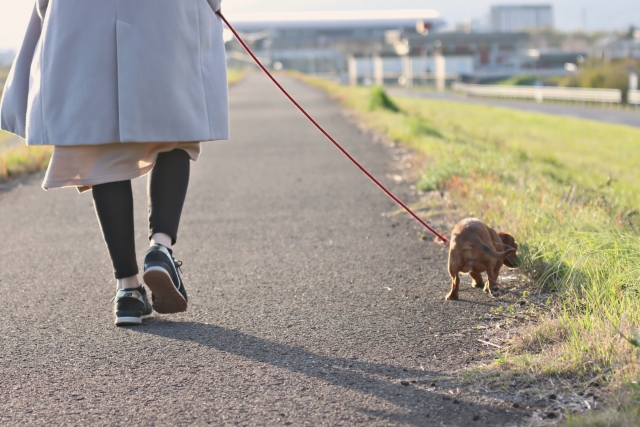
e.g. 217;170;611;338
0;4;42;138
206;0;222;12
36;0;49;19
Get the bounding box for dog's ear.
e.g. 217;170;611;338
499;232;518;268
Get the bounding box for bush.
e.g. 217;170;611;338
497;75;541;86
560;59;639;102
368;86;400;112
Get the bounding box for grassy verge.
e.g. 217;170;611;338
0;142;52;183
298;74;640;424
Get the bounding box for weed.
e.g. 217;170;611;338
368;86;400;112
227;68;246;85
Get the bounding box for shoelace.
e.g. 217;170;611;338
174;259;183;275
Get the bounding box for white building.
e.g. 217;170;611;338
597;29;640;60
491;5;553;33
224;10;446;74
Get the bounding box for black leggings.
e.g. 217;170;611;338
92;149;191;279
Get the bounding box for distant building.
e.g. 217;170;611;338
224;9;574;84
490;5;553;33
597;37;640;60
406;31;530;80
224;10;445;73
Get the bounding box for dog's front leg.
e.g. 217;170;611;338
446;271;460;300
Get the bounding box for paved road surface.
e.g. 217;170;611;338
0;75;529;426
390;89;640;129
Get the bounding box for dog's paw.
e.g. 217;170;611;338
472;281;484;288
445;293;459;301
487;287;502;297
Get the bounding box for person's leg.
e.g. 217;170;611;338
92;180;140;288
148;149;191;247
144;149;191;314
93;180;152;326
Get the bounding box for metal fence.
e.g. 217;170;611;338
348;56;467;88
629;90;640;106
452;82;623;105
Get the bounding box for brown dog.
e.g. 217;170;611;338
446;218;517;300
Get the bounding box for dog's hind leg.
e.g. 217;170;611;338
484;262;501;297
446;270;461;300
470;272;484;288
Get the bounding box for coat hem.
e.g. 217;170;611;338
26;136;229;147
42;164;155;192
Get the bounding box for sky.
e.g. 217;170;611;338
0;0;638;50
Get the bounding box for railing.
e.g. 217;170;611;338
629;90;640;106
452;82;623;105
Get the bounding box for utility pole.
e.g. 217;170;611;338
373;55;384;87
434;42;446;92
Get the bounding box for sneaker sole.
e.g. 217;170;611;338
143;267;188;314
115;316;143;326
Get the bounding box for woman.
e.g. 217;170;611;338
0;0;228;326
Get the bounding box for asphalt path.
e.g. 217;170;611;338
0;75;530;426
389;89;640;129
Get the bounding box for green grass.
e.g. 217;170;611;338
298;74;640;424
227;68;246;85
496;75;542;86
0;144;52;183
496;75;565;87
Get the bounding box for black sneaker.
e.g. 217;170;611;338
113;286;153;326
143;245;188;314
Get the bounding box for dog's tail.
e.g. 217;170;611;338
470;235;515;259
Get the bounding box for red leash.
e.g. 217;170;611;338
218;11;450;246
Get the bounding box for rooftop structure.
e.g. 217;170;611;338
225;10;444;32
224;10;446;74
490;5;553;33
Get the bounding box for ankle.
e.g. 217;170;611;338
150;233;173;249
117;275;141;290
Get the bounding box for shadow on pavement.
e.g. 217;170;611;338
136;321;517;425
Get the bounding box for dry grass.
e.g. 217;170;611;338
0;144;52;183
0;66;10;94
